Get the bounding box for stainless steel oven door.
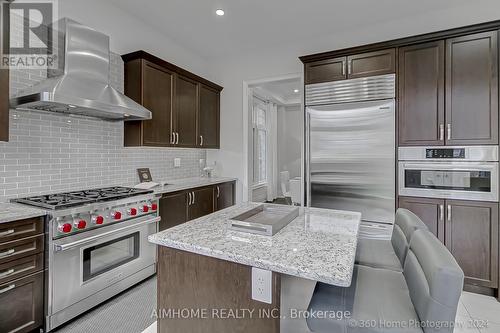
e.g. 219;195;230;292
51;215;159;313
398;162;499;201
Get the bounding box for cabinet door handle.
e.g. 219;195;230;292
348;59;352;75
439;124;444;141
447;205;452;222
0;269;14;279
0;249;14;258
0;229;15;238
0;284;15;294
447;124;451;140
342;60;346;76
170;132;174;144
175;132;179;145
439;204;444;221
188;192;192;205
200;135;203;146
217;186;220;198
192;192;195;205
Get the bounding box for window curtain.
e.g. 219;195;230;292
266;102;278;201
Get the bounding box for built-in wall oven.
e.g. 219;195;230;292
398;146;499;202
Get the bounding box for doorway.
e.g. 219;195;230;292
242;74;304;205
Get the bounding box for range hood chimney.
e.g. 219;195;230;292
10;19;152;120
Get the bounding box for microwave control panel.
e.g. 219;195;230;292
426;148;465;159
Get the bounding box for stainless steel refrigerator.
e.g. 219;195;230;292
306;74;396;227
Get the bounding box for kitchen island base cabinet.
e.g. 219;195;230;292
399;197;499;294
157;247;280;333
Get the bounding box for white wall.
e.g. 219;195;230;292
277;105;302;191
58;0;215;81
207;2;500;203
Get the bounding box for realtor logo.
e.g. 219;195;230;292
1;0;58;69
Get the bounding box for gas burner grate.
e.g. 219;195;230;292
12;187;154;210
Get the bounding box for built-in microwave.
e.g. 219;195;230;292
398;146;499;202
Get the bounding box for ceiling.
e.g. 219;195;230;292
252;78;301;106
108;0;476;59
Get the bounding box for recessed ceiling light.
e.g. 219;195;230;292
293;89;299;93
215;9;225;16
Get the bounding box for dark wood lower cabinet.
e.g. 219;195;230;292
159;182;235;230
159;191;188;231
445;200;498;288
188;187;214;220
399;197;499;293
157;247;280;333
0;271;43;333
398;196;445;242
214;181;235;211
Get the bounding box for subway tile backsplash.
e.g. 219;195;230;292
0;53;206;202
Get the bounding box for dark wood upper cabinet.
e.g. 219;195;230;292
122;51;223;148
198;84;220;149
124;60;174;147
1;1;9;142
445;31;498;145
159;191;188;231
174;74;198;147
305;57;346;84
215;181;235;211
398;41;445;146
347;49;395;79
398;196;445;242
445;200;498;288
188;186;214;221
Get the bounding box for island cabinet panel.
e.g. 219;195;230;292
198;84;220;148
398;196;445;242
214;181;235;211
445;31;498;145
122;51;223;148
188;186;215;220
398;41;445;146
445;200;498;289
159;192;188;232
157;247;280;333
347;48;396;79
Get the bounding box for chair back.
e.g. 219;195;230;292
392;208;429;265
403;230;464;333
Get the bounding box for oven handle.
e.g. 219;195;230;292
53;216;161;252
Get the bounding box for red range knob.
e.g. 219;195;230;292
75;220;87;229
151;203;158;211
128;208;137;216
94;215;104;225
142;205;149;213
112;211;122;220
59;223;72;233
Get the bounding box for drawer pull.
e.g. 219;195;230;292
0;249;15;258
0;229;15;238
0;269;14;279
0;284;15;294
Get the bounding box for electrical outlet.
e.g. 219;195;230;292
174;158;181;168
251;267;272;304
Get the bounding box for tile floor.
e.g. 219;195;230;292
142;292;500;333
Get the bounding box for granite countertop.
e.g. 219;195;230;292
0;202;47;224
149;202;361;287
152;177;237;195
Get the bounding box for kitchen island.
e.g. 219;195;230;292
149;202;361;333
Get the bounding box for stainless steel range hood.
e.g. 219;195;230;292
10;19;152;120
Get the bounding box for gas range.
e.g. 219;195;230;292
12;186;160;331
13;186;158;238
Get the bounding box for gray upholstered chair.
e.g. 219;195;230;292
355;208;428;272
307;229;464;333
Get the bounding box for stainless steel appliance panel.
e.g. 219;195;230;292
307;99;395;224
